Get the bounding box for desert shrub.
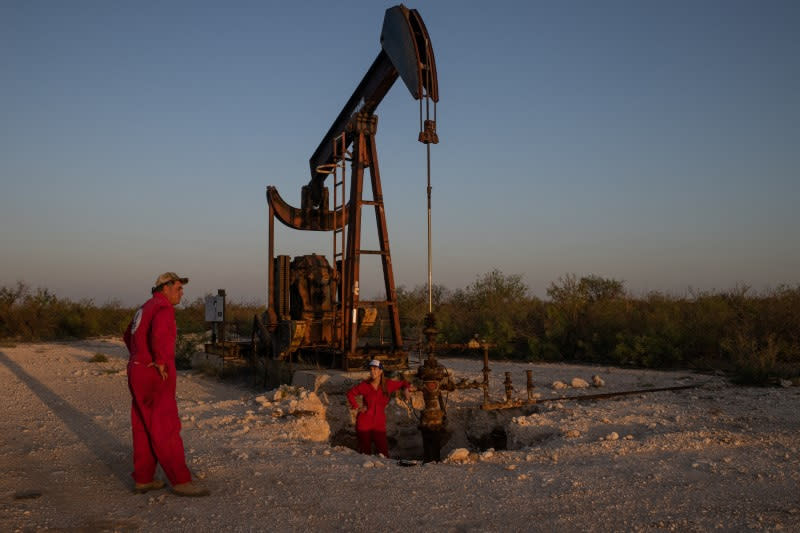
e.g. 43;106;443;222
0;283;136;341
396;284;449;344
0;282;28;338
89;353;109;363
174;332;196;370
436;270;542;359
722;332;779;385
223;299;265;338
544;274;627;362
175;298;206;334
2;277;798;385
613;332;683;368
525;335;560;361
718;285;800;384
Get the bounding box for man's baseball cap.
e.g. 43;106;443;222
368;359;383;370
154;272;189;288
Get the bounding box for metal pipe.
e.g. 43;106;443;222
481;383;708;411
481;343;490;407
526;369;534;401
426;142;432;313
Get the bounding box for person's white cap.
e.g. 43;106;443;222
368;359;383;370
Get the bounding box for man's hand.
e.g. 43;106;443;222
404;384;416;401
148;362;168;380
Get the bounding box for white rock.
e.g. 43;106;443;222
446;448;470;463
605;432;619;441
552;381;569;390
564;429;581;439
592;375;605;387
571;378;590;389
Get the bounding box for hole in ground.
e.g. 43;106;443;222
468;427;508;451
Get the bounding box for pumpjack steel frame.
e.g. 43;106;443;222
259;4;438;371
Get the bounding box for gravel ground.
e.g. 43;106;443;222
1;339;799;532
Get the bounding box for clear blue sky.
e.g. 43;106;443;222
2;0;798;306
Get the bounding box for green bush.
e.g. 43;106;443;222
0;283;135;341
3;277;799;385
174;332;196;370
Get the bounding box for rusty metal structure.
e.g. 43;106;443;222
256;4;438;372
460;343;709;410
416;314;454;462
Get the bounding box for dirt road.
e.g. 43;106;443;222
1;339;798;531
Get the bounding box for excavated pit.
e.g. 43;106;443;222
282;359;711;462
319;378;541;460
283;363;577;461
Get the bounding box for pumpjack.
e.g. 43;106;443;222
255;4;439;371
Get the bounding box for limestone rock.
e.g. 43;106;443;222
571;378;590;389
445;448;471;463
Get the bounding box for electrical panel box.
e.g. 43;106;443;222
205;294;224;322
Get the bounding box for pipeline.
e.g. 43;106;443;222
480;382;709;411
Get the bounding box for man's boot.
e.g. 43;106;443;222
134;480;166;494
172;481;210;497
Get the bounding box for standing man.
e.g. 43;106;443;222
123;272;209;497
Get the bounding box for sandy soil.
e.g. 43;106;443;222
1;339;799;532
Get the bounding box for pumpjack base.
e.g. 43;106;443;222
343;349;408;372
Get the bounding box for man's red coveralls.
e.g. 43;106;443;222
346;378;410;457
123;292;192;486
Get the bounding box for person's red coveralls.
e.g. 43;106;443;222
123;292;192;486
346;378;410;457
